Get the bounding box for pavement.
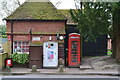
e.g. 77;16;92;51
0;56;119;76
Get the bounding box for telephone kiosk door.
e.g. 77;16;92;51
68;33;80;67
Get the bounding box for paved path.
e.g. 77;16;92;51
5;67;118;76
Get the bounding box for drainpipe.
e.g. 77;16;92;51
29;29;32;42
11;20;13;54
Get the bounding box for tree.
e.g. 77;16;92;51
54;0;62;8
1;0;23;18
0;25;6;35
70;1;120;62
70;2;111;42
111;2;120;62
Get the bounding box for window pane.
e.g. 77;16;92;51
14;42;17;45
71;41;78;51
26;49;29;52
71;41;78;62
26;46;29;48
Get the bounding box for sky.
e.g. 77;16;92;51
51;0;76;9
0;0;76;25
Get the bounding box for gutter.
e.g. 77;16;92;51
3;19;67;22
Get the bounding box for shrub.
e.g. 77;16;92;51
10;53;29;64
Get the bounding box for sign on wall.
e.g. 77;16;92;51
43;42;58;67
32;37;40;41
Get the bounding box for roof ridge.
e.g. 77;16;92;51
26;0;50;2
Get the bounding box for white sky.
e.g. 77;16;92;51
51;0;76;9
0;0;76;25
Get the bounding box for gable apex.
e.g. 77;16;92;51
26;0;50;2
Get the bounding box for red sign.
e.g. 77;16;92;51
7;35;11;40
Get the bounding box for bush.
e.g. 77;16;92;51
10;53;29;64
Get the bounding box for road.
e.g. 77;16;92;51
0;74;119;80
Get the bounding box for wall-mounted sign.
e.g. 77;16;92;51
8;35;11;40
49;36;52;41
70;37;79;38
43;42;58;67
32;37;40;41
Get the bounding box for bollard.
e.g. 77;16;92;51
59;65;64;72
31;65;37;72
59;58;64;72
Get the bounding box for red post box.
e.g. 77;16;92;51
68;33;80;67
5;58;12;67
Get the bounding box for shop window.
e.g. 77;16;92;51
13;41;29;54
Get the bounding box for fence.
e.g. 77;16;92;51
0;38;8;45
0;53;8;71
2;41;11;57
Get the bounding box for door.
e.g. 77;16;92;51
43;42;58;67
70;41;80;65
68;33;80;67
29;46;43;69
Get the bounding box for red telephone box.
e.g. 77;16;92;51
68;33;80;67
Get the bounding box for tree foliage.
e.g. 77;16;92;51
0;25;6;35
1;0;23;18
70;2;112;42
70;1;120;62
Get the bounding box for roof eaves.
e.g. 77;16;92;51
4;19;67;21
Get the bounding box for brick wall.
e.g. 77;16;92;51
6;20;65;60
32;35;59;42
6;20;65;43
6;21;65;34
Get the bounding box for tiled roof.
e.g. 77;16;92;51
6;2;65;20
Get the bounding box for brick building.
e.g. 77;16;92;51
5;1;66;61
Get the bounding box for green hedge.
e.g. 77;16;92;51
10;53;29;64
